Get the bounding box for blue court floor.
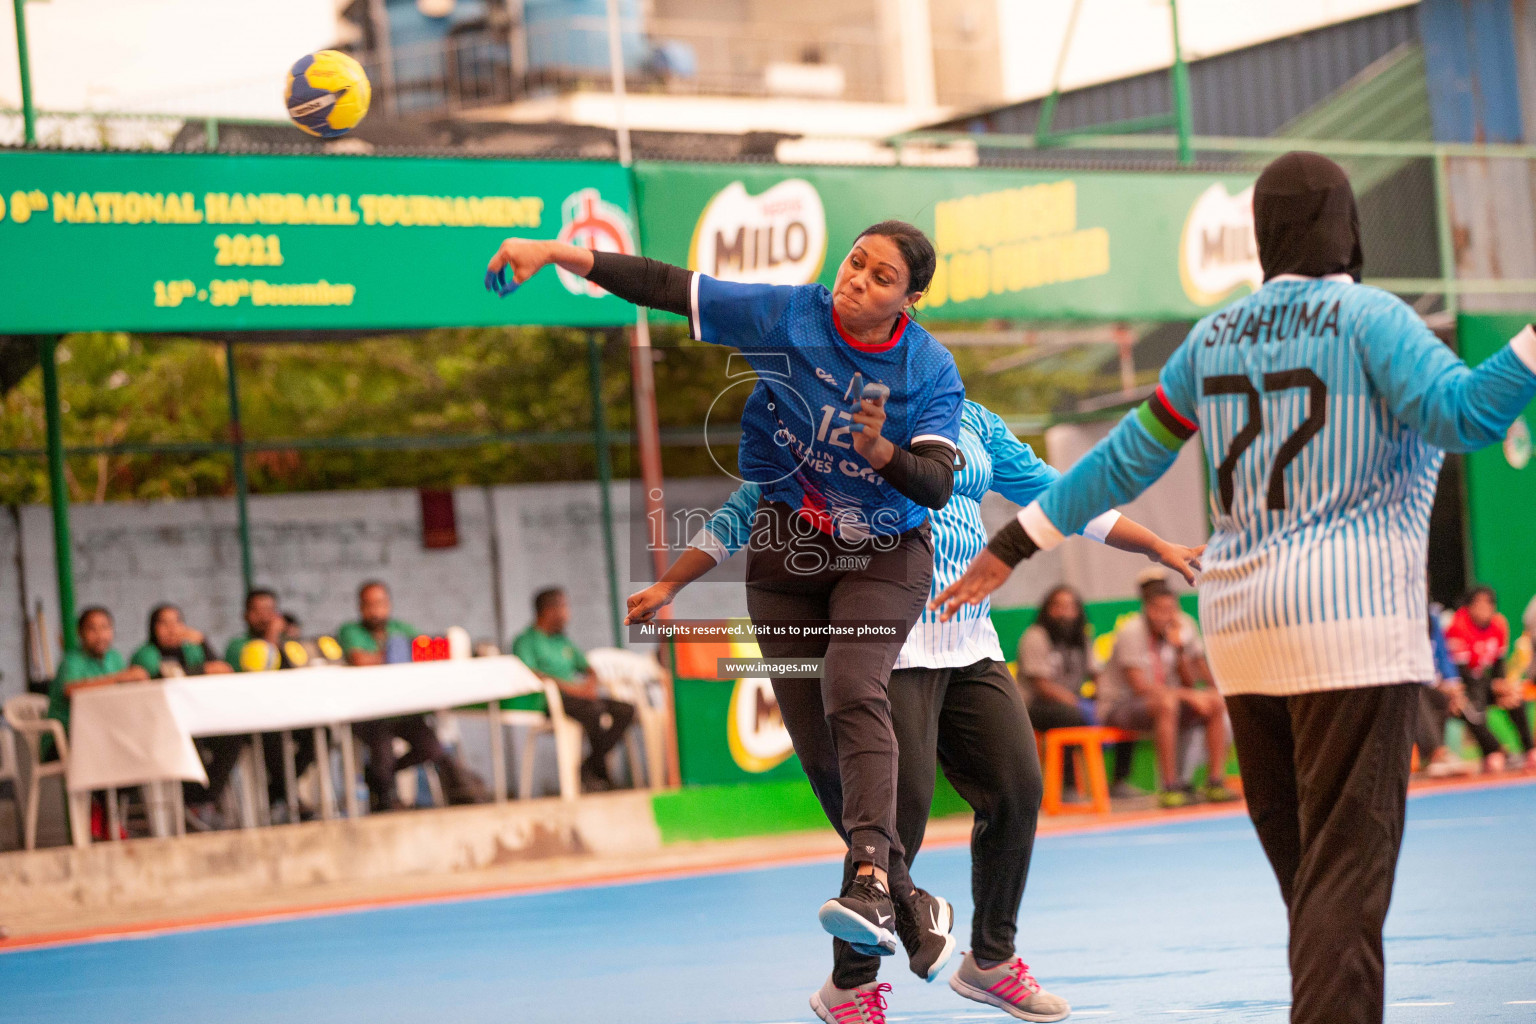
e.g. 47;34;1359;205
3;781;1533;1024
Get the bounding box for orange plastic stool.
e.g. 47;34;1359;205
1039;726;1139;816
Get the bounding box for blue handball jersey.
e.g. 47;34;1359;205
689;276;965;538
691;401;1121;669
1015;276;1536;696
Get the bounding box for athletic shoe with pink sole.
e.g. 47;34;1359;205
948;952;1070;1022
810;977;892;1024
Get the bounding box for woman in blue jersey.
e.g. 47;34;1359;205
490;223;965;950
626;399;1201;1024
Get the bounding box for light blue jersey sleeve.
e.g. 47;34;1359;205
691;482;763;563
978;404;1061;505
1357;292;1536;453
1023;329;1203;545
688;276;797;350
974;402;1126;542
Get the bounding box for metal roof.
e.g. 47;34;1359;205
933;5;1421;140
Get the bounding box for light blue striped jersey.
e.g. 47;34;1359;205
694;400;1120;669
1017;277;1536;695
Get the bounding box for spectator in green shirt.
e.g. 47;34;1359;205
339;580;485;810
225;587;315;817
132;604;242;829
337;583;418;663
224;587;289;671
510;587;635;792
133;603;233;679
43;606;149;761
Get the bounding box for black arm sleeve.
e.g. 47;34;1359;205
877;441;955;509
586;251;693;318
986;519;1041;568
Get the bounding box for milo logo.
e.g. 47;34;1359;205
1180;182;1262;307
726;674;794;773
689;179;827;285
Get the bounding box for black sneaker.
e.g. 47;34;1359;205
818;874;898;955
894;888;956;981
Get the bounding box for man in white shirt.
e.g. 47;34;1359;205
1100;572;1234;808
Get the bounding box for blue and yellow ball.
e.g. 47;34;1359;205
285;50;371;139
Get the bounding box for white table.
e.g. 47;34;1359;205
66;657;542;843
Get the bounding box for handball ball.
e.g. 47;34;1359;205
286;50;371;138
238;639;282;673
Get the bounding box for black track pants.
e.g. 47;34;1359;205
1227;683;1418;1024
748;501;933;874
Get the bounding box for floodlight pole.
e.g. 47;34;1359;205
1169;0;1194;165
1035;0;1083;146
607;0;671;595
589;333;624;648
605;0;632;166
39;336;75;648
12;0;35;146
224;341;255;595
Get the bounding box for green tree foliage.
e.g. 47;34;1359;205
0;323;1125;505
0;324;744;504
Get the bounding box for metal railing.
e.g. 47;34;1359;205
893;130;1536;318
346;17;895;115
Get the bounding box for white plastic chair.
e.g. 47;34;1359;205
586;647;672;790
453;680;582;801
0;719;23;849
4;694;89;849
392;736;445;808
515;682;583;800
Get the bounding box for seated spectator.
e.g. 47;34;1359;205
1099;575;1235;808
226;587;315;816
1415;608;1475;778
510;587;635;792
1016;585;1103;793
225;588;298;671
44;606;150;841
1524;592;1536;663
43;606;149;761
1446;585;1534;772
133;603;233;678
1016;585;1096;733
132;603;242;830
338;580;486;810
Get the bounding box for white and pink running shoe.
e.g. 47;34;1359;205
948;952;1070;1022
810;977;892;1024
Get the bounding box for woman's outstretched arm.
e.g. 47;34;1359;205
487;239;692;317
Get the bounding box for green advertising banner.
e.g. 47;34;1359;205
1459;313;1536;625
0;150;637;332
633;161;1261;322
673;598;1200;788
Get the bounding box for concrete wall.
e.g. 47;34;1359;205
4;482;641;700
0;508;29;702
0;454;1201;701
0;792;662;929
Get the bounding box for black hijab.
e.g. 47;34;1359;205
147;603;179;653
1253;151;1363;283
